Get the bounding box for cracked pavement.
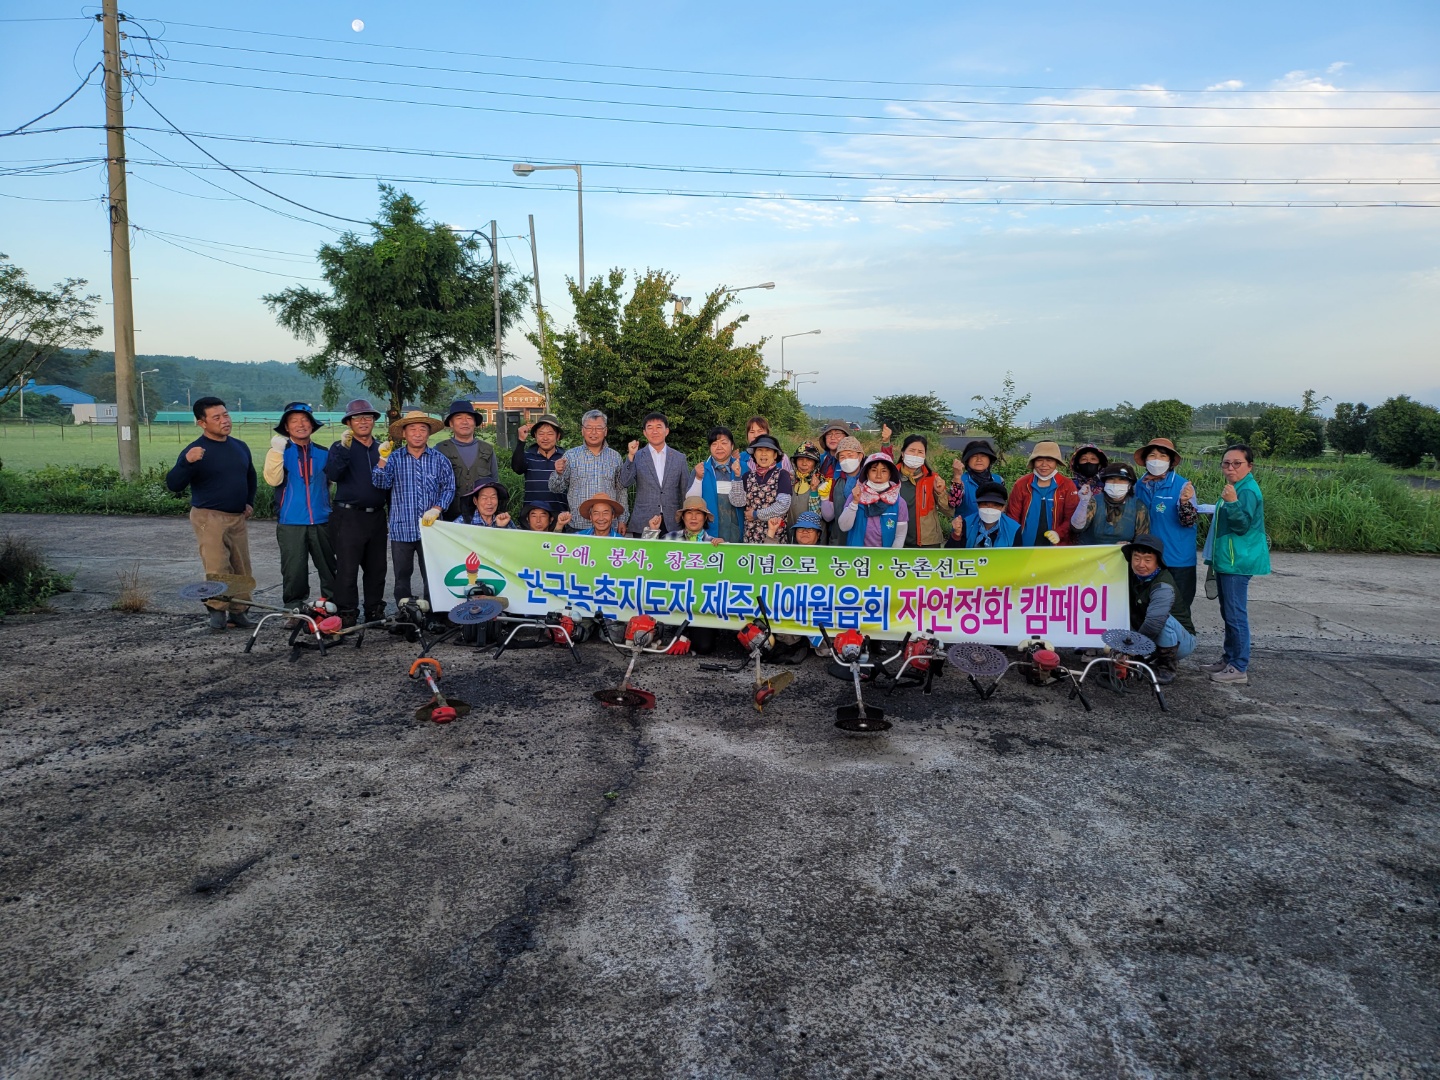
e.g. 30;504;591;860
1;515;1437;1077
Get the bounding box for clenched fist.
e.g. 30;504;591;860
627;440;640;460
555;511;571;530
341;428;354;448
185;445;205;464
421;507;441;527
649;514;663;531
553;456;567;475
1181;481;1196;503
269;435;288;453
496;512;512;528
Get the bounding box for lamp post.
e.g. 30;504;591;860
18;372;28;419
138;368;159;425
512;162;583;291
779;329;821;385
714;281;774;335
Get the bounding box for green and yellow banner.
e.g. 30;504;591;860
420;521;1128;646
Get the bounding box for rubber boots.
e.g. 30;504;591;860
1152;644;1180;685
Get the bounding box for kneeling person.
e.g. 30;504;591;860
1125;533;1195;685
576;495;625;538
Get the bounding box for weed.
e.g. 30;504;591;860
112;563;151;613
0;534;73;616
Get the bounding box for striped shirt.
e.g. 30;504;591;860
372;446;456;543
548;443;628;528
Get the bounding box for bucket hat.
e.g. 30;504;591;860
1134;438;1180;468
1122;532;1166;563
340;398;381;425
465;478;509;504
974;481;1008;506
1027;441;1064;467
444;398;481;425
677;496;714;522
275;401;323;436
960;439;995;466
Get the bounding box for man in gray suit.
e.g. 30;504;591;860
619;411;690;536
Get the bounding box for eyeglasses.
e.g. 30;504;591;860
1221;459;1247;468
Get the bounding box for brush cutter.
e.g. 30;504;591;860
592;611;691;709
945;638;1093;711
818;626;889;732
1072;628;1167;711
698;598;797;712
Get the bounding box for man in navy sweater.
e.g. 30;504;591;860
166;397;257;632
323;398;388;627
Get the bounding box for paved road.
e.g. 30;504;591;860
1;514;1437;1077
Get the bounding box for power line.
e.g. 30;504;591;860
146;18;1440;96
147;74;1438;147
155;37;1440;113
2;62;102;137
149;56;1440;130
129;83;372;224
133;224;325;279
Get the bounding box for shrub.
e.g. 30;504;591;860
0;534;73;615
0;464;276;517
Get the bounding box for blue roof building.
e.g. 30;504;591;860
22;380;95;407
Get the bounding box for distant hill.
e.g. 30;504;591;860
39;348;538;414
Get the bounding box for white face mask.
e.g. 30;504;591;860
839;458;860;474
978;506;1003;524
902;453;926;469
867;479;890;492
1104;482;1130;500
1146;458;1170;477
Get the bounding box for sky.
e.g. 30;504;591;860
2;0;1438;420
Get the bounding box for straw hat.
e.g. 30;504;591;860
578;494;626;519
1133;438;1180;468
387;410;444;442
678;495;713;521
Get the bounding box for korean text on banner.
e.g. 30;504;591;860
419;522;1128;646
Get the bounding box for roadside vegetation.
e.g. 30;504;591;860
0;534;72;616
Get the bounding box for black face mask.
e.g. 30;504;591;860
1074;461;1100;478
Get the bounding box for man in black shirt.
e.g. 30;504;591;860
323;398;389;626
165;396;257;632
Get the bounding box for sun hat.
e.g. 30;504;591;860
465;479;509;503
578;494;626;519
1122;532;1166;563
819;422;851;442
1069;443;1109;471
1027;441;1064;466
747;433;783;455
791;510;825;534
859;451;899;484
793;442;823;463
974;481;1008;506
520;502;555;528
340;398;381;425
836;435;864;456
387;410;445;442
678;495;714;521
960;439;995;466
444;398;481;425
530;413;563;438
1134;438;1180;468
275;401;323;436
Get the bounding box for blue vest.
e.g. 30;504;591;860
963;510;1020;548
276;441;330;525
848;497;900;547
1078;496;1139;545
700;457;746;543
1136;471;1197;567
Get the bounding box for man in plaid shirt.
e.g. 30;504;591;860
371;410;455;603
549;409;628;531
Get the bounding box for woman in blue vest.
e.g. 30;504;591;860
1071;463;1150;545
1132;437;1199;633
946;481;1021;548
948;439;1004;523
836;453;909;547
688;426;747;544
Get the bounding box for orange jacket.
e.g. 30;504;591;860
1005;473;1080;545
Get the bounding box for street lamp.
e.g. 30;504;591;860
138;368;159;425
512;162;584;290
714;282;775;335
779;329;821;385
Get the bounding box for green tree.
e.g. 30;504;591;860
1249;401;1326;459
1327;402;1371;459
263;186;528;422
1133;398;1194;444
969;373;1033;462
551;269;800;458
1058;410;1094;444
1368;395;1440;468
0;391;67;421
0;254;102;406
870;392;949;434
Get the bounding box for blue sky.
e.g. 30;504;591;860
3;0;1438;419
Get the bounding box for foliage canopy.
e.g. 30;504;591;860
0;254;102;407
870;392;950;435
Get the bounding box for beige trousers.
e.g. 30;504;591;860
189;507;253;611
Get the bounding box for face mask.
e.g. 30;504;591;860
839;458;860;474
1074;461;1100;478
1034;469;1054;482
867;479;890;492
902;453;926;469
978;506;1003;524
1104;482;1130;500
1146;458;1170;477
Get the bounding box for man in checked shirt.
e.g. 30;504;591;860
371;410;455;604
549;408;629;532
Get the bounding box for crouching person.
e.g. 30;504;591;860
1125;533;1195;684
947;481;1020;548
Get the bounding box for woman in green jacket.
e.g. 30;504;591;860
1205;444;1270;685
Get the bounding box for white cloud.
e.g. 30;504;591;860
1205;80;1245;91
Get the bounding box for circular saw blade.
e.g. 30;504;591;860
593;687;650;708
1102;628;1156;657
447;597;504;625
179;581;229;602
945;641;1010;677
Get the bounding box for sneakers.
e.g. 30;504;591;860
207;609;228;633
1201;659;1228;674
1210;664;1249;685
227;610;254;629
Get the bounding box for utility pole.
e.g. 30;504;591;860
527;214;550;411
489;220;507;450
102;0;141;479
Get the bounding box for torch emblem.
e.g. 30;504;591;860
465;551;480;588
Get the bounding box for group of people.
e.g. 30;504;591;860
166;397;1269;687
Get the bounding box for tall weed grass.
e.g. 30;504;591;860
0;534;73;615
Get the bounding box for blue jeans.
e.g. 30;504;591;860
1157;616;1196;659
1216;572;1252;672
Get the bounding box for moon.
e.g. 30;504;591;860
351;18;365;31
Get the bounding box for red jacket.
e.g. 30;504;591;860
1006;473;1080;545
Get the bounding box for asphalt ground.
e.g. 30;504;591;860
1;514;1437;1078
